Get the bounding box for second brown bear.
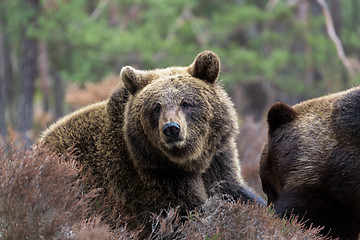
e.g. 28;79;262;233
260;87;360;240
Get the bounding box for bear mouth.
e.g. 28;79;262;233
159;136;189;155
159;137;205;165
164;137;185;148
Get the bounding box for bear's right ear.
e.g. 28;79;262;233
188;51;220;84
120;66;148;95
267;102;297;132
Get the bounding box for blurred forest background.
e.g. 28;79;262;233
1;0;360;149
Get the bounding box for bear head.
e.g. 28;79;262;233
120;51;237;174
259;88;360;239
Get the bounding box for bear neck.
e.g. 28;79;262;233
141;165;199;181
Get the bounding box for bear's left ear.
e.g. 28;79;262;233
120;66;148;95
267;102;297;133
188;51;220;83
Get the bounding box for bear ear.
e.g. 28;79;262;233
120;66;148;95
267;102;297;132
188;51;220;83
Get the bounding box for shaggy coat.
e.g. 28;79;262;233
40;51;263;230
260;87;360;240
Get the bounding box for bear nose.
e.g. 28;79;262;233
163;122;180;138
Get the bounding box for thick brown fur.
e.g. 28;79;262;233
260;87;360;240
39;51;263;234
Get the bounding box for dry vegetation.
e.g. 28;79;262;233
0;146;137;240
65;75;119;109
0;144;329;240
148;196;327;240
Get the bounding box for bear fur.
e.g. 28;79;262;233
40;51;263;231
259;87;360;240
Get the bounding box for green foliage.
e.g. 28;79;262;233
2;0;360;96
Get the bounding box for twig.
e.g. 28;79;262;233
90;0;110;20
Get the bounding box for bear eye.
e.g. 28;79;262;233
181;101;190;109
153;104;161;113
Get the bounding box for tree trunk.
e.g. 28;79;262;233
18;32;38;144
108;0;119;27
0;20;7;145
297;0;314;88
38;40;50;112
53;71;64;119
0;10;14;147
331;0;342;36
17;0;39;145
297;0;309;22
352;0;359;32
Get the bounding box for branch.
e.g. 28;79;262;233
316;0;354;77
90;0;110;20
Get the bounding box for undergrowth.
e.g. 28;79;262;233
0;145;328;240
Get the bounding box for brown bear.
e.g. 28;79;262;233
40;51;264;232
259;87;360;240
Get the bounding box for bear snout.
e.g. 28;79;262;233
163;122;181;138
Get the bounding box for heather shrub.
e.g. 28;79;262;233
0;147;79;239
0;146;131;240
149;196;328;240
0;145;328;240
73;216;139;240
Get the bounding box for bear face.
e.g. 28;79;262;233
121;51;236;174
260;88;360;239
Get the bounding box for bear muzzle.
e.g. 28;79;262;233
161;121;187;147
163;122;181;138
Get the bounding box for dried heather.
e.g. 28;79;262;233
0;146;139;240
0;147;84;239
0;146;329;239
148;196;329;240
